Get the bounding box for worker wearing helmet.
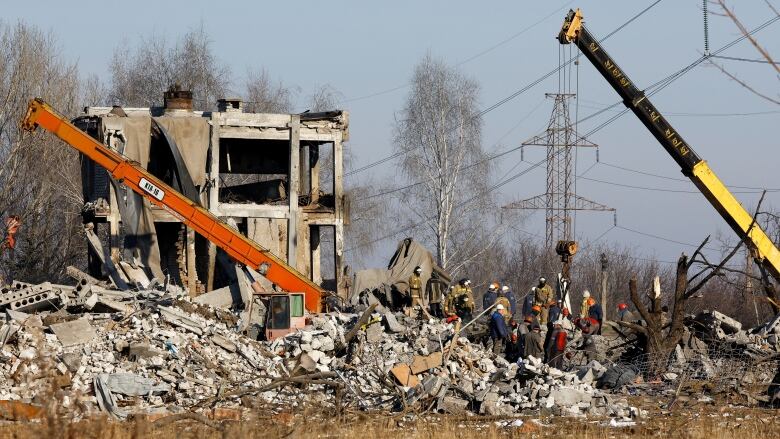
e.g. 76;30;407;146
483;282;499;312
579;290;592;319
533;277;553;325
587;296;603;335
616;303;635;323
489;303;510;355
446;279;472;318
454;279;475;322
407;266;423;314
499;285;517;317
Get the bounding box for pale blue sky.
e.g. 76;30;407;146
6;0;780;269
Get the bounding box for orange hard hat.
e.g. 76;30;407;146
532;305;541;313
618;303;627;310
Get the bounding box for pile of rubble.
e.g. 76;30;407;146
0;278;641;421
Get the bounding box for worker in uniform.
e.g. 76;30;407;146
454;280;475;323
530;305;542;323
506;318;523;362
522;293;535;319
616;303;635;323
446;279;473;319
544;301;562;351
533;277;553;325
495;287;511;324
579;290;592;319
489;304;510;356
444;285;457;317
588;297;604;335
445;283;460;317
483;283;499;312
426;272;445;318
499;285;517;318
523;322;544;360
547;301;562;329
407;266;423;315
545;319;568;369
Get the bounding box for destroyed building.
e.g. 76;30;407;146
73;88;349;297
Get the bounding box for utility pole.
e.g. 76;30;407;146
600;253;608;320
503;94;615;248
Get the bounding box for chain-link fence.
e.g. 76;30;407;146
569;340;780;393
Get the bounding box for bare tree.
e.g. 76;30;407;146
393;54;493;270
108;25;230;109
243;68;296;113
0;22;87;284
307;83;343;112
80;73;108;107
708;0;780;105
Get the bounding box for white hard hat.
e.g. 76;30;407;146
465;280;472;286
489;283;498;291
496;304;505;310
583;290;591;298
501;285;509;292
539;277;546;282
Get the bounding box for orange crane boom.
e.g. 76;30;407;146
23;98;323;312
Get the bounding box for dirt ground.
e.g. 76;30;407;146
0;403;777;439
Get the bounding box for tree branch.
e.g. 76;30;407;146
708;59;780;106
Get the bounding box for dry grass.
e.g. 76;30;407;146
0;406;777;439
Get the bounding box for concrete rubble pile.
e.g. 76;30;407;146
577;309;780;399
0;277;640;420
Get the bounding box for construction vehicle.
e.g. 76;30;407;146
22;99;325;336
557;9;780;282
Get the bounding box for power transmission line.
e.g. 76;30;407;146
353;98;547;202
578;174;780;194
710;54;778;64
345;0;666;178
346;155;550;252
578;13;780;139
598;161;780;191
340;0;576;105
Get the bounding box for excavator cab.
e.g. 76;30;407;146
265;292;307;340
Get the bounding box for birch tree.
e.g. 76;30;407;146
394;54;493;270
0;22;87;283
109;26;230;109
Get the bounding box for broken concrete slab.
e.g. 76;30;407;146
410;351;443;374
101;373;170;396
365;322;383;343
193;285;239;308
157;305;204;335
128;343;166;361
390;363;419;387
211;334;237;353
711;310;742;333
550;386;593;406
439;396;469;414
382;311;405;333
50;318;96;347
6;309;43;328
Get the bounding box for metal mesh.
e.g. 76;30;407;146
573;343;780;390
